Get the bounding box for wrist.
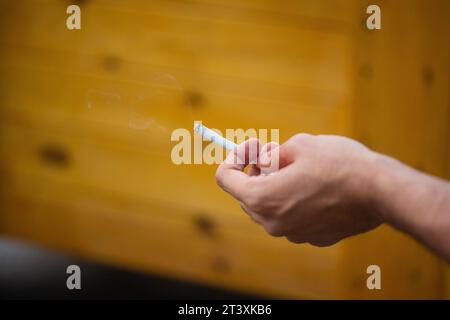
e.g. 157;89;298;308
347;147;450;260
352;150;398;223
361;151;421;227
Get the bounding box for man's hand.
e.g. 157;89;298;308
215;134;383;246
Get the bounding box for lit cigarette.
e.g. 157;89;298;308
194;122;237;150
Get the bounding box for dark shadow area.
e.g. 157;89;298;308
0;236;262;300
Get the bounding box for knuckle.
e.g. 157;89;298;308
309;238;339;247
264;221;285;237
286;235;307;244
295;132;313;140
247;137;259;144
291;133;313;144
261;142;272;153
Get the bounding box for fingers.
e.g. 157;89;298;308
215;138;259;202
216;138;298;206
285;235;308;244
258;142;282;175
257;141;295;174
216;133;342;247
224;137;260;168
248;164;261;177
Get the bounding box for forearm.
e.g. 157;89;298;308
367;152;450;260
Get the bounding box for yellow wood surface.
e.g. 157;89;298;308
0;165;339;299
0;0;449;299
341;0;450;299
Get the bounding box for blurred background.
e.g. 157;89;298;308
0;0;449;299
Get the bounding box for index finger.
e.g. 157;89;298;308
215;138;259;202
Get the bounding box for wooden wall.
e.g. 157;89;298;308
0;0;448;298
340;0;450;299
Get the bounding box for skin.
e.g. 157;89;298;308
215;134;450;262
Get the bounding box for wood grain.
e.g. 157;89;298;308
0;0;449;298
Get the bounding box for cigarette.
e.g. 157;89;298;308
194;122;237;150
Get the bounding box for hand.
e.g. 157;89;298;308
215;134;383;247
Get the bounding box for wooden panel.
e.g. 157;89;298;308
0;45;346;110
0;123;236;218
0;121;344;298
0;1;354;298
0;158;339;299
0;0;353;94
94;0;358;27
340;0;450;299
0;0;448;299
0;50;351;140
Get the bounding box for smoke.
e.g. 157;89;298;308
85;72;192;133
